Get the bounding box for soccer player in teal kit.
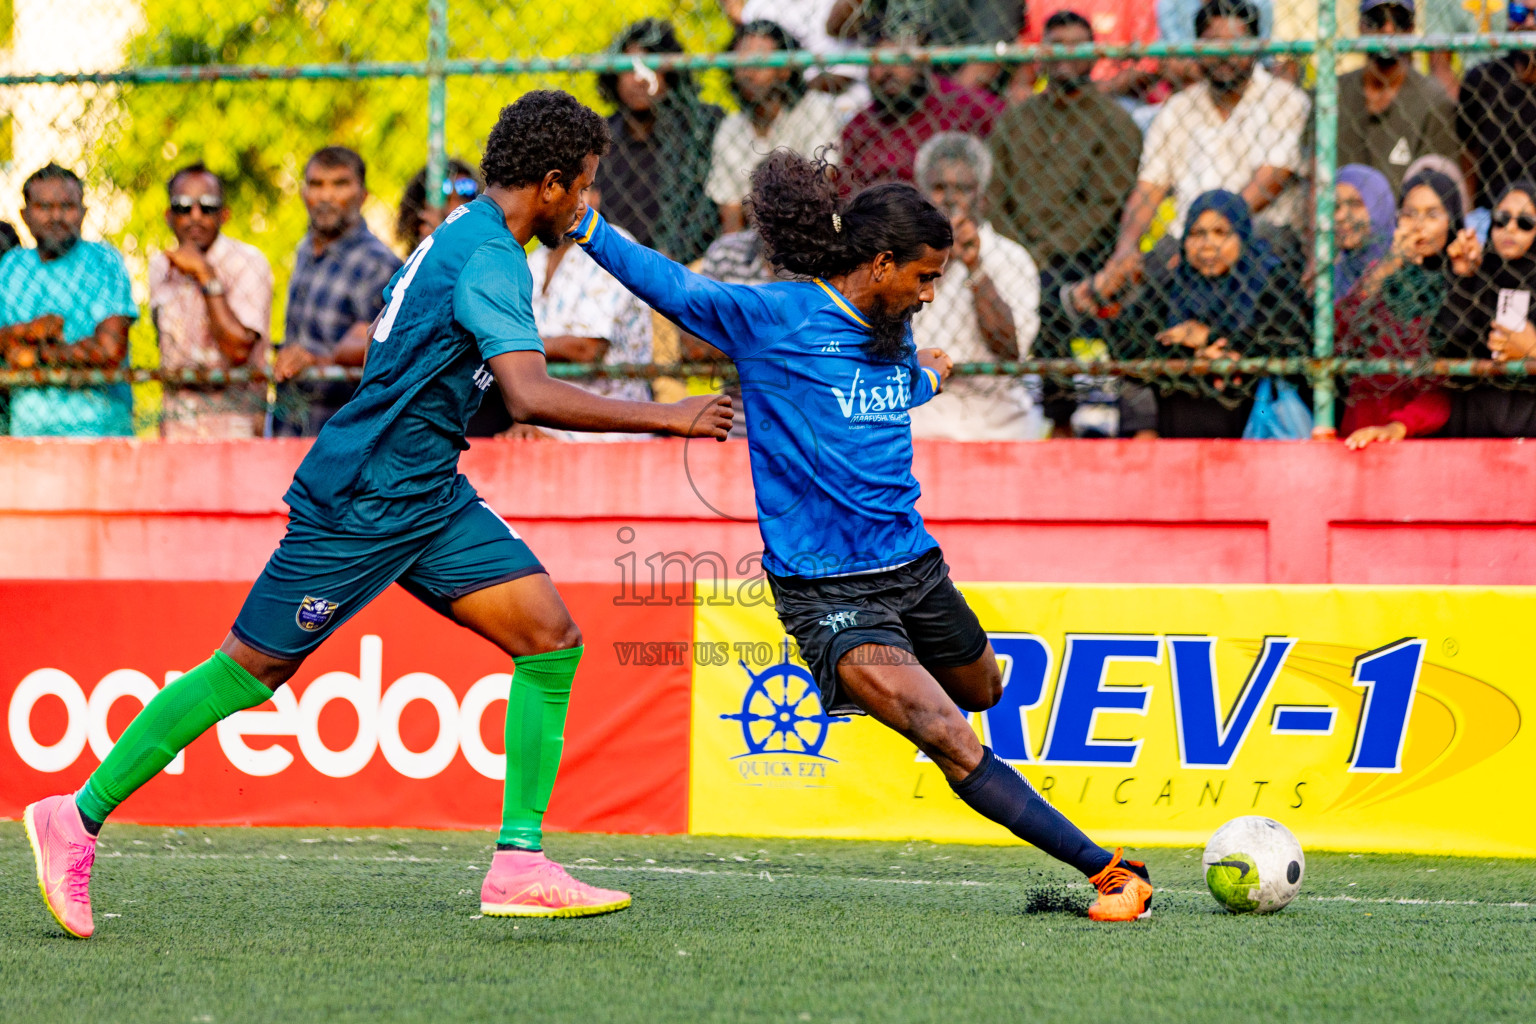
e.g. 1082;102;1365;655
23;91;732;938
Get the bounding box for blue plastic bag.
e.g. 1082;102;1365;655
1243;379;1312;440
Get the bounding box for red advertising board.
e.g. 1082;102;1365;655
0;581;693;834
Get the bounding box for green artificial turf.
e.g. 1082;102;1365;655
2;825;1532;1023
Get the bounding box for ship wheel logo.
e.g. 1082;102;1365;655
721;639;850;759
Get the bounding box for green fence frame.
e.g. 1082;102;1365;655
4;1;1536;434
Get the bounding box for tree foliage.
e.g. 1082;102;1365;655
91;0;732;353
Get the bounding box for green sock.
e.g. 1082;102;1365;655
498;645;582;850
76;650;273;826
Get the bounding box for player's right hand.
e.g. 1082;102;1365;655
667;393;733;441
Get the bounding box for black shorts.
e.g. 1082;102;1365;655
766;547;990;716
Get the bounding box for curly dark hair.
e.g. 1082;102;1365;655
728;20;808;109
481;90;611;191
747;150;952;280
395;158;479;247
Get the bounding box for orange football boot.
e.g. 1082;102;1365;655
1087;848;1153;922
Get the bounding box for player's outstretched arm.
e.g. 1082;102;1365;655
488;350;732;439
570;207;780;358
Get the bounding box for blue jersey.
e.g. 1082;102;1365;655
287;196;543;534
573;208;942;578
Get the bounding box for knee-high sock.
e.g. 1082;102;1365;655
498;645;581;851
75;651;274;826
950;745;1114;877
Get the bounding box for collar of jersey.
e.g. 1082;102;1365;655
813;278;870;328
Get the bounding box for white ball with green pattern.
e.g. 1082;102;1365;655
1203;816;1305;914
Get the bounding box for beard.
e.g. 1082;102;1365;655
1371;51;1402;70
36;233;80;260
1204;61;1255;96
863;295;922;363
535;209;578;250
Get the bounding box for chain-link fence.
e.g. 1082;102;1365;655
2;0;1535;440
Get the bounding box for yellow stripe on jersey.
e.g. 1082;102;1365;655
813;278;870;328
572;208;599;245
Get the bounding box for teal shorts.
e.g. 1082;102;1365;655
231;499;545;659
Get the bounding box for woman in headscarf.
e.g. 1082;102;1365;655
1336;169;1481;449
1438;179;1536;436
1136;189;1309;437
1334;164;1395;302
1404;154;1483;243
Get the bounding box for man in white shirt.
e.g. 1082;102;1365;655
468;187;653;440
706;19;842;234
908;133;1044;441
148;163;273;438
1097;0;1310;296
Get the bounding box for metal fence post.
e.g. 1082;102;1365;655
426;0;449;203
1310;0;1340;434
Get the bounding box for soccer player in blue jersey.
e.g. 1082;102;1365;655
571;150;1154;921
24;91;733;939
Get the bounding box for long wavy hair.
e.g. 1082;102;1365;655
747;150;953;280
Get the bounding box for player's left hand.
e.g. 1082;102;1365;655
666;393;733;441
917;347;953;391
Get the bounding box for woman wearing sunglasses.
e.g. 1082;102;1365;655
394;159;481;254
1438;180;1536;436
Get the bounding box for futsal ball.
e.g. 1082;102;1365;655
1202;816;1305;914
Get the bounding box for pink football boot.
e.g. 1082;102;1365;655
24;795;98;938
480;849;631;918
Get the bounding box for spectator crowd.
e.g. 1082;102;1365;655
3;0;1536;446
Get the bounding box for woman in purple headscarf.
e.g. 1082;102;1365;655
1334;164;1395;301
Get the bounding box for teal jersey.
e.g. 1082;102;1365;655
286;196;543;534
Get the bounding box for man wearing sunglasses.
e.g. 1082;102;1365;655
1456;1;1536;212
1337;1;1458;197
149;163;274;438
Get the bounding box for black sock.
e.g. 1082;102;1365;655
79;810;102;837
495;843;540;853
950;746;1113;877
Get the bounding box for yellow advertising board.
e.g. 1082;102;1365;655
691;583;1534;856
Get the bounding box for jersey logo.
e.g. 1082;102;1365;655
829;366;914;423
296;596;341;632
473;364;495;392
821;340;842;354
445;204;473;225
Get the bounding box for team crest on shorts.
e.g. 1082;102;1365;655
296;596;340;632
